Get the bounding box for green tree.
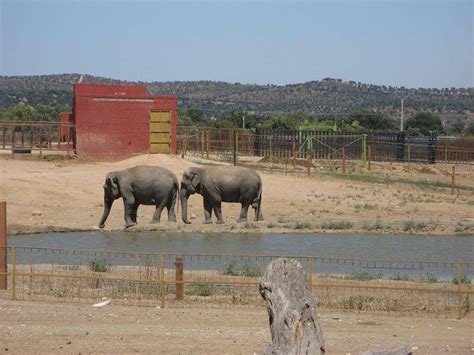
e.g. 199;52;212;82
261;114;297;129
11;103;36;121
405;112;444;135
187;108;205;125
450;118;465;134
346;110;396;131
464;122;474;136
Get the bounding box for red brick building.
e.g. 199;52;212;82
66;83;177;159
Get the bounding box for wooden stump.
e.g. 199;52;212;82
259;258;325;355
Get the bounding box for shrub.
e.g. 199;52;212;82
223;261;263;277
89;257;110;273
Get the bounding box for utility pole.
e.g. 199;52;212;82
400;94;410;132
242;112;245;130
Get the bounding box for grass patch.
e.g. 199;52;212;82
344;271;383;281
419;273;438;283
294;221;312;230
354;203;378;210
223;261;263;277
266;222;277;229
320;221;354;230
362;221;391;231
403;220;427;232
343;295;375;310
455;223;474;235
89;257;110;273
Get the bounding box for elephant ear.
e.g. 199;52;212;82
190;173;201;190
106;173;119;191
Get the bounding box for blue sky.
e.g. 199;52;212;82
1;0;472;88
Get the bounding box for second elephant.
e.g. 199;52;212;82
180;166;263;224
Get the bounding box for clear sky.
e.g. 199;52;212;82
1;0;472;88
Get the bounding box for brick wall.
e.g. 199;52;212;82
73;84;177;159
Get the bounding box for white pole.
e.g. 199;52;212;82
400;98;404;132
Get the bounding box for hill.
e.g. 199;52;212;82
0;74;472;119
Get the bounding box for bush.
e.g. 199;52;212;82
223;261;263;277
89;257;110;273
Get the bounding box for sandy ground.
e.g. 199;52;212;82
0;299;472;354
1;154;473;354
0;153;472;235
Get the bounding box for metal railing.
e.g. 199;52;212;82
0;121;75;156
0;246;472;317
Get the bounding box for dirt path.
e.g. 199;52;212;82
0;299;472;354
1;153;473;235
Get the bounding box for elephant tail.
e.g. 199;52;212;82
254;182;263;221
175;182;180;215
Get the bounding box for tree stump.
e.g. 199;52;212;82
259;258;325;355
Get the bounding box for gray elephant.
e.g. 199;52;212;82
180;166;263;224
98;166;179;229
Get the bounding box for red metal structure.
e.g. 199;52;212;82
67;83;177;159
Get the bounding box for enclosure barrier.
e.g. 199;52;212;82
177;127;474;166
0;246;472;317
0;121;75;156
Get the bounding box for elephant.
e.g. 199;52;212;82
98;165;179;229
180;166;263;224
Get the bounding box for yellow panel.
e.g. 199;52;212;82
150;133;170;143
150;122;170;131
150;111;171;154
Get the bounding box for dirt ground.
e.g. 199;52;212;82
0;153;472;235
1;153;473;353
0;299;472;354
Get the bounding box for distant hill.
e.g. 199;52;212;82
1;74;472;120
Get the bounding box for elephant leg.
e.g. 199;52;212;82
151;202;166;223
131;203;139;224
203;197;213;224
238;204;250;223
166;195;177;222
213;201;224;224
123;198;137;228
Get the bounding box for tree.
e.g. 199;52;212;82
405;112;444;135
186;108;205;125
11;103;35;121
464;122;474;136
450;118;465;134
346;110;396;131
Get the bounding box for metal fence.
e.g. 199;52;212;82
0;246;472;317
0;121;75;156
177;127;474;166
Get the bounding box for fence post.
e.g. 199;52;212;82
175;257;184;301
451;165;455;196
206;130;210;159
342;147;346;174
368;146;372;171
201;130;205;158
456;263;463;319
306;151;312;177
269;135;273;163
0;202;6;290
232;129;238;166
407;144;411;163
292;133;296;169
12;246;16;300
361;134;367;166
307;257;313;294
160;254;165;308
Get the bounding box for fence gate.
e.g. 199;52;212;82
150;111;171;154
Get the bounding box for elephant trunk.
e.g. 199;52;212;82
180;189;191;224
98;197;114;229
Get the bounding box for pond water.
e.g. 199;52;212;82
9;231;474;262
